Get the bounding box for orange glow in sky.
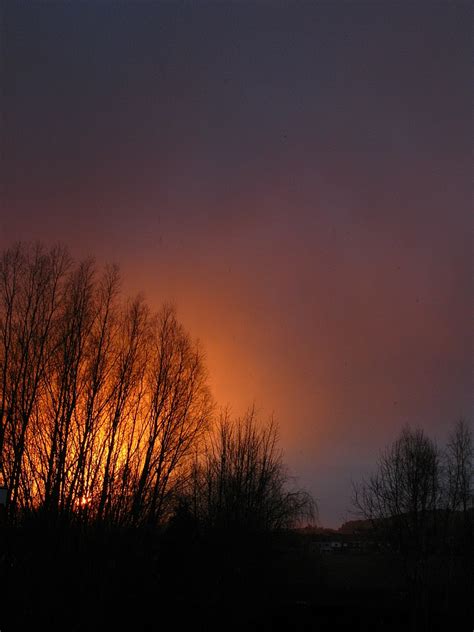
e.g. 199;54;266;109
2;1;471;525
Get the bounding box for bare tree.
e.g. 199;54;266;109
129;305;213;526
95;296;148;524
0;244;71;512
445;419;473;540
353;426;441;556
188;408;315;532
0;243;214;527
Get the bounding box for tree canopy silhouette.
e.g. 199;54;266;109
353;421;473;555
187;408;316;532
0;243;314;531
0;243;213;526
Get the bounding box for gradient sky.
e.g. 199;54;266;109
1;1;472;526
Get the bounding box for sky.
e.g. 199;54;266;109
1;1;472;527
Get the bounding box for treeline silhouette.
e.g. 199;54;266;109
352;422;473;631
0;242;315;632
0;242;471;631
189;411;314;531
353;422;473;555
0;242;313;530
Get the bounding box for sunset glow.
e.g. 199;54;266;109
1;4;472;631
78;495;92;508
1;2;471;527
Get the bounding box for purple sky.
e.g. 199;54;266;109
1;1;472;526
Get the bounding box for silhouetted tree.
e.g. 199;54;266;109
128;305;213;526
444;419;473;543
0;243;213;526
188;408;315;532
353;426;441;556
0;243;71;511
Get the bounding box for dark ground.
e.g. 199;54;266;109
0;521;472;631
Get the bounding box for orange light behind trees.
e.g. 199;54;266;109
0;243;214;527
